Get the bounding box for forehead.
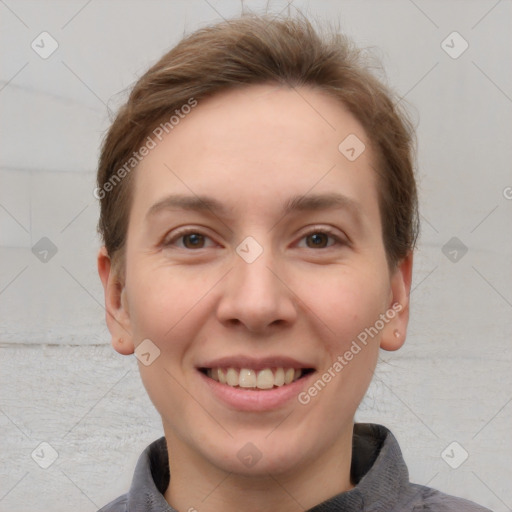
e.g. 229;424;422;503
133;84;379;221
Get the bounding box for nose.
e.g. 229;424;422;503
215;246;297;333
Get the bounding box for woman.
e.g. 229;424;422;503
96;14;491;512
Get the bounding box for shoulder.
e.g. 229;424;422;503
351;424;492;512
405;483;493;512
97;494;128;512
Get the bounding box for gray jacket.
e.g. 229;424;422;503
98;423;492;511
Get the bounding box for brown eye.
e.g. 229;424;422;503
305;232;330;248
163;229;217;250
182;233;205;248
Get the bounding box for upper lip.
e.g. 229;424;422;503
197;355;316;371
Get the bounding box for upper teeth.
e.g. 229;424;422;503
206;367;302;389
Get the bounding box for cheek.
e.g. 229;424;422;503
294;265;390;350
124;267;208;418
125;263;215;342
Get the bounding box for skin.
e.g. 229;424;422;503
98;84;412;512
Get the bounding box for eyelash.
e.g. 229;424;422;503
162;226;348;250
163;228;218;249
296;226;347;249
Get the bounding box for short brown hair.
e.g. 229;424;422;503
97;13;418;274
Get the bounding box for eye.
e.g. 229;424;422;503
296;228;345;249
163;229;217;249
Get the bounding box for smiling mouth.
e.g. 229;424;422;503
199;367;315;390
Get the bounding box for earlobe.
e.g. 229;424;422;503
380;252;413;352
112;336;134;356
97;246;135;355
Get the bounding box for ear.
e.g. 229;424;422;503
380;251;413;351
97;246;134;355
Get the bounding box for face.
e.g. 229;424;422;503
99;84;411;479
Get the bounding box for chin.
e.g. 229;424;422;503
204;433;313;477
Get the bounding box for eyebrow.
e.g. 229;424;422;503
146;194;230;220
146;192;362;222
282;193;361;216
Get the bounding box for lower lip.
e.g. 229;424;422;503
198;370;315;412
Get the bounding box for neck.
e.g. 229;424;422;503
163;427;354;512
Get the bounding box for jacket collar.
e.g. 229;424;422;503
126;423;409;511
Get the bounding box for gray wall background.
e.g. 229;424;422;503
1;0;511;510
